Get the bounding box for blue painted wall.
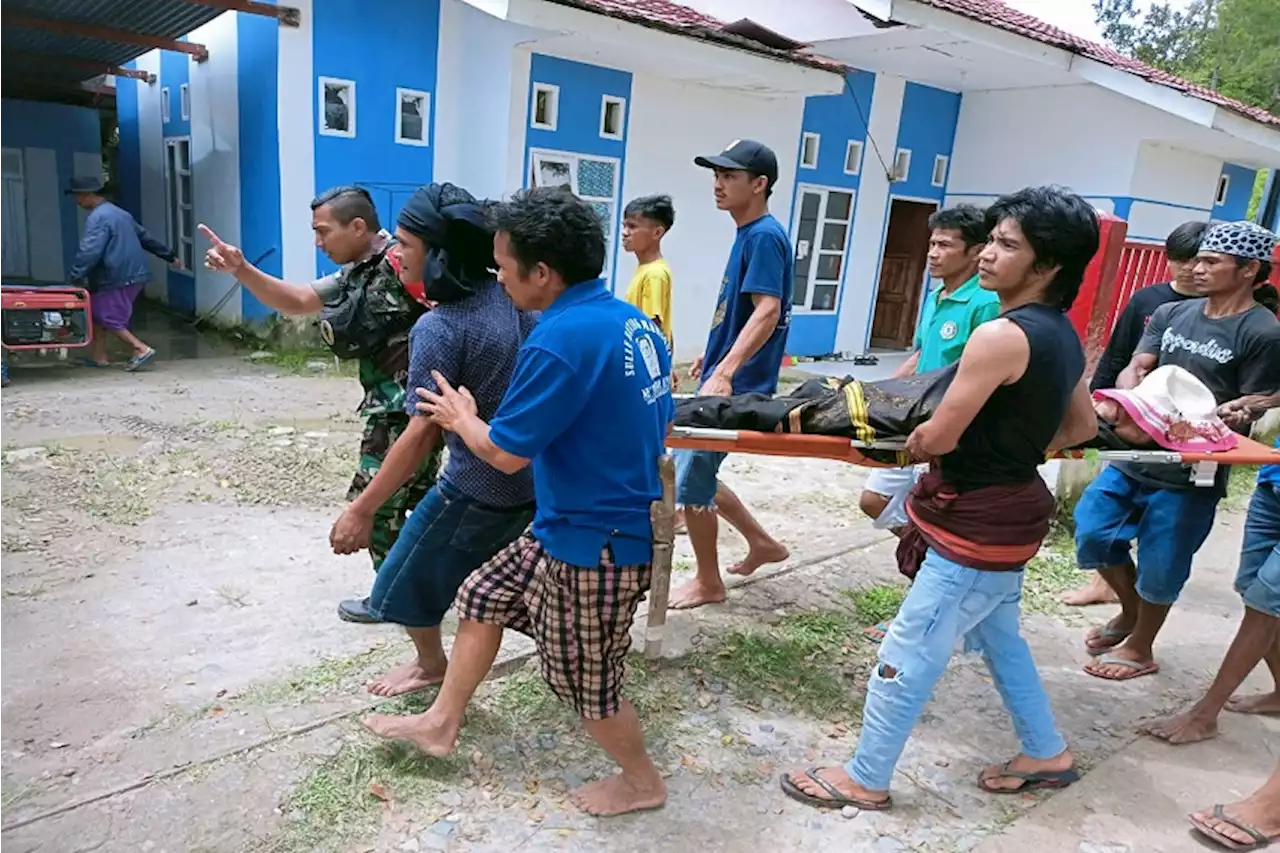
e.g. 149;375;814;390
524;53;632;287
787;70;874;357
115;67;142;225
237;13;283;321
1212;162;1257;222
892;82;961;202
313;0;439;276
0;99;103;280
159;45;194;312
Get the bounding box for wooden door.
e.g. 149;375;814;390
870;200;935;349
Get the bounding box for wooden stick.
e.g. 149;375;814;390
645;454;676;659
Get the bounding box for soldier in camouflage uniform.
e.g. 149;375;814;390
199;186;440;623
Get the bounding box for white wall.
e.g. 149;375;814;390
188;12;242;320
435;0;539;200
24;148;63;282
948;85;1144;198
837;72;905;354
278;0;316;284
620;72;804;359
1125;140;1218;240
134;51;169;300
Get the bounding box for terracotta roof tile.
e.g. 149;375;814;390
925;0;1279;125
541;0;847;73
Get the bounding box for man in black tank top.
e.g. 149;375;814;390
781;187;1100;812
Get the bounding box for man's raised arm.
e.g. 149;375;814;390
199;223;323;316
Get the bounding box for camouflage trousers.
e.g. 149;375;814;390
347;412;442;570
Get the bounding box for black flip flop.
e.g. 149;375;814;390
1188;805;1276;850
779;767;892;811
977;761;1080;794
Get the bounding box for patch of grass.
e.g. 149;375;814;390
843;584;907;625
1022;524;1079;616
260;732;460;853
1225;464;1261;512
688;608;874;718
238;645;402;707
256;346;358;378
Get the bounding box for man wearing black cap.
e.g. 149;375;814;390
669;139;792;610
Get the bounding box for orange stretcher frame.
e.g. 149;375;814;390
666;427;1280;471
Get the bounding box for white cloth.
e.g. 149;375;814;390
864;465;926;530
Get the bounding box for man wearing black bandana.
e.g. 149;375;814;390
200;186;437;623
328;183;538;697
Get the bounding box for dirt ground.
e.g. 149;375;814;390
2;315;1276;853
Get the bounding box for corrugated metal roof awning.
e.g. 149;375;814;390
1;0;298;105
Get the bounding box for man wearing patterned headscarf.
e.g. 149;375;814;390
328;184;539;696
1131;224;1280;758
1073;220;1280;685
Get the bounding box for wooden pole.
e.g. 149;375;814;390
645;454;676;659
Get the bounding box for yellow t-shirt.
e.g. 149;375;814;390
624;258;674;354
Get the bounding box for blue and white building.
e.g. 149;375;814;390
11;0;1278;358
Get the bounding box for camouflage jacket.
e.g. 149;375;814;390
318;231;423;418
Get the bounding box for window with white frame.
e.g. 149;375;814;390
600;95;625;140
179;83;190;121
161;87;171;123
800;132;820;169
893;148;911;181
528;148;621;280
163;138;194;271
395;88;430;146
1215;173;1230;206
844;139;863;175
319;77;356;138
531;83;559;131
791;185;855;313
931;154;948;187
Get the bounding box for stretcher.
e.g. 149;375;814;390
639;428;1279;657
666;426;1279;470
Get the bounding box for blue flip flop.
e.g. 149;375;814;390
78;358;110;368
125;349;156;372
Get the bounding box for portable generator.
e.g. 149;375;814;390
1;284;93;352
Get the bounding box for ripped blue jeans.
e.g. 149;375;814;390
846;548;1066;792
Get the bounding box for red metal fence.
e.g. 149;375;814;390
1070;215;1280;373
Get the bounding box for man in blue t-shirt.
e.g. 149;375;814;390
669;139;792;611
364;188;674;819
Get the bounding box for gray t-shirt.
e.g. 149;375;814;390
406;280;538;507
1115;298;1280;492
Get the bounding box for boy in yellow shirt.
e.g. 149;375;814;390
621;195;675;357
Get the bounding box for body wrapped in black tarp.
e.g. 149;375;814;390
673;366;1128;462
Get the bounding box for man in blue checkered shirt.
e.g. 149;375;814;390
328;184;537;698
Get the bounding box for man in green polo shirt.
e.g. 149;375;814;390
858;204;999;639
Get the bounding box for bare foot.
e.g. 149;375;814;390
362;711;460;757
669;577;726;610
570;774;667;816
1137;711;1218;744
726;540;789;576
367;660;446;697
1189;798;1280;849
1062;576;1119;606
1226;691;1280;715
978;750;1076;792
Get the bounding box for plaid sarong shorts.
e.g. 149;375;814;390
456;532;652;720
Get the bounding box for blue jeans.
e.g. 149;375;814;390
1073;465;1220;605
674;449;727;508
369;479;534;628
846;549;1065;792
1238;483;1280;617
